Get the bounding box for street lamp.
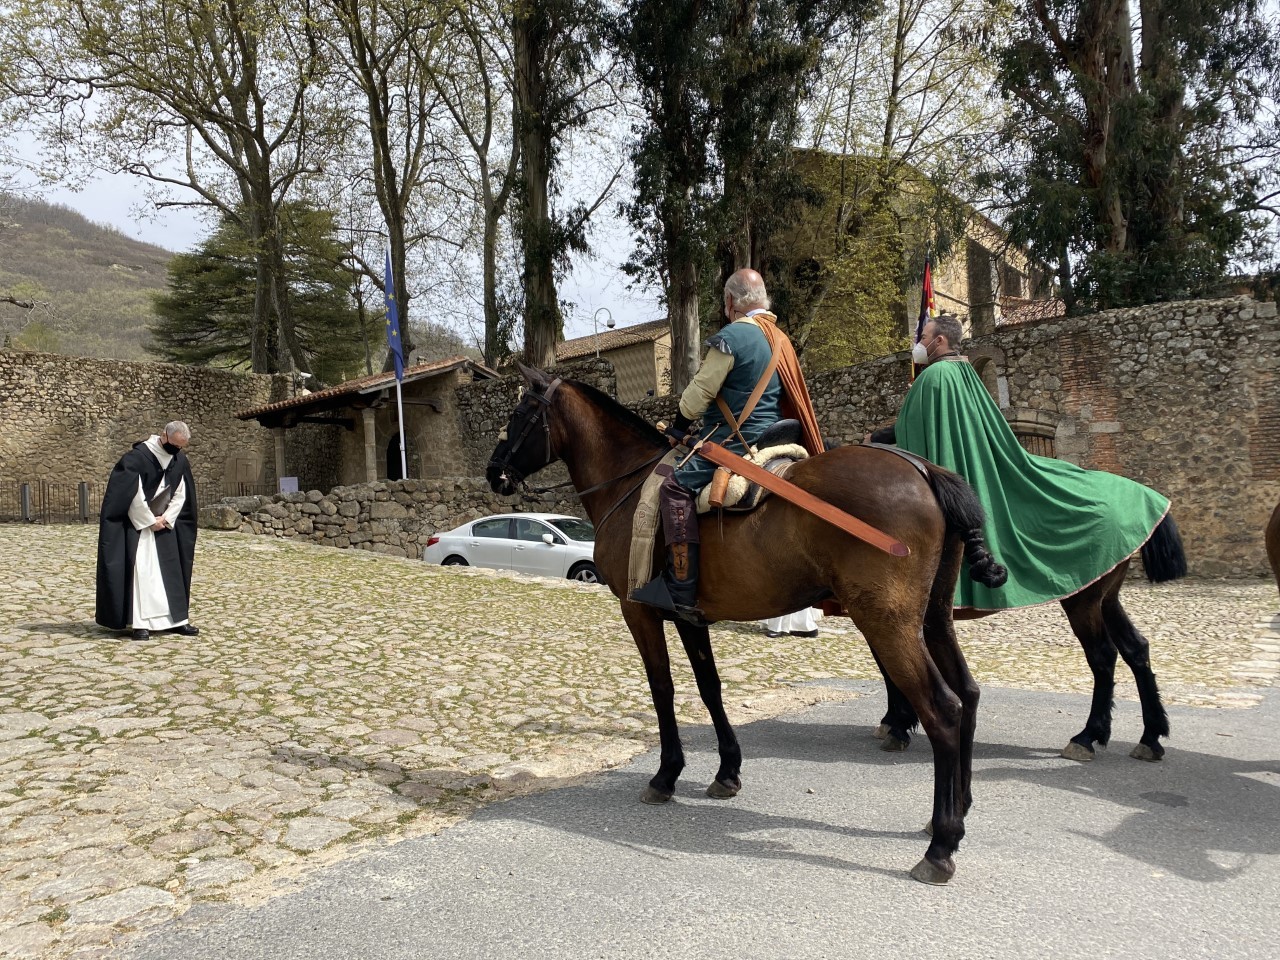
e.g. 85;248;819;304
593;307;615;358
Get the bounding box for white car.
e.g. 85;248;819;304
423;513;601;583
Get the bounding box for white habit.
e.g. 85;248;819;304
127;436;189;631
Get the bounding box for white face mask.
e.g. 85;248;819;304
911;340;930;365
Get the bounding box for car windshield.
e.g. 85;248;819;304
549;518;595;542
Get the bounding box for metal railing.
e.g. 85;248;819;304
0;479;280;525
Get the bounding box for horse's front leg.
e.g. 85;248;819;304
621;601;685;803
673;620;742;798
871;647;918;752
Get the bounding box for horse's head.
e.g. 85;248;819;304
487;362;565;495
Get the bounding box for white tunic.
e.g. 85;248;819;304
764;607;820;636
128;436;189;630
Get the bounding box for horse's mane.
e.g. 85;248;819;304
567;380;666;449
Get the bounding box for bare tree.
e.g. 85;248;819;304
6;0;331;373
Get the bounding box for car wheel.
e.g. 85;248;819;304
442;555;469;566
569;562;600;583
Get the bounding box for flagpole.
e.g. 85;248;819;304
395;378;407;479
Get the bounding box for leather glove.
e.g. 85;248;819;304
664;411;695;447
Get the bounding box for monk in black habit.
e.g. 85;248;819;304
96;421;200;641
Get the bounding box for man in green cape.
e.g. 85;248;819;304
870;313;1171;611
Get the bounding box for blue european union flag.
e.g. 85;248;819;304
384;249;404;382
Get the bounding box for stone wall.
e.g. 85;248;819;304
6;297;1277;577
454;357;616;477
0;349;281;493
203;478;586;559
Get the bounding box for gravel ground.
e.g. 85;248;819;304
1;525;1276;959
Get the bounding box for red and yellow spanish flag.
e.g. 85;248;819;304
911;257;935;381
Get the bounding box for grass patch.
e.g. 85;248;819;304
39;906;69;925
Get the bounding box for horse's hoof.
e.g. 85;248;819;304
1061;742;1094;762
706;778;741;800
640;785;674;805
1129;743;1163;762
880;734;909;752
909;856;954;885
872;723;889;740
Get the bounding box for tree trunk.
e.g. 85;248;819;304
515;10;561;369
666;207;702;393
264;221;306;374
1138;0;1185;240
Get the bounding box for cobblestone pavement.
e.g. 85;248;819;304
2;526;1277;959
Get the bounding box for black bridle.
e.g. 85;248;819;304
488;377;667;534
487;377;563;487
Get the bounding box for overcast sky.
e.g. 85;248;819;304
17;160;663;343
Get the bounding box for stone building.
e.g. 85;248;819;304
923;210;1054;336
774;150;1054;342
234;356;499;488
555;319;671;401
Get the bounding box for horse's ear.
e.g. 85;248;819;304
516;360;550;389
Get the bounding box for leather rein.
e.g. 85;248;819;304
488;378;666;535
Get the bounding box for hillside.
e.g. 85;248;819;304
0;194;172;360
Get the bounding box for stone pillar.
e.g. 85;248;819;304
272;427;287;489
362;408;378;483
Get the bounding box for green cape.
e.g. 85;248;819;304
895;359;1169;611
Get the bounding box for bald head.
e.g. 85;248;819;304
723;268;770;320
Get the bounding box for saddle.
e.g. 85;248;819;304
694;419;809;513
626;419;809;596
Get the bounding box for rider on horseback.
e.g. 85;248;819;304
631;268;822;623
870;312;1182;609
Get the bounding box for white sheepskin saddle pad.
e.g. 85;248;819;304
695;443;809;513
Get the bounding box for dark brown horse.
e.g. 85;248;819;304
1267;500;1280;596
487;367;1008;884
873;505;1188;764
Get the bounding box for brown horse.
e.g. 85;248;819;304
873;506;1188;764
1267;501;1280;596
487;367;1008;884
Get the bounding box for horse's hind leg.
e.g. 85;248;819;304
673;620;742;798
856;611;966;885
621;602;685;803
1100;568;1169;761
1060;582;1119;761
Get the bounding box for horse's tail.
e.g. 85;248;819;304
1141;513;1188;583
927;467;1008;588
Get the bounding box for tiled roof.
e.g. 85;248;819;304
236;356;498;420
999;298;1067;327
556;318;669;361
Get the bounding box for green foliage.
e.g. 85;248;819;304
12;320;61;353
765;153;965;371
149;205;364;385
612;0;875;385
986;0;1279;310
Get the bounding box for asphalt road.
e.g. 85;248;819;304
126;682;1280;960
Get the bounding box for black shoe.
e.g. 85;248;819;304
130;629;150;642
790;629;819;638
766;630;784;638
172;624;200;636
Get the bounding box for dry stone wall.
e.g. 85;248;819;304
202;478;586;560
